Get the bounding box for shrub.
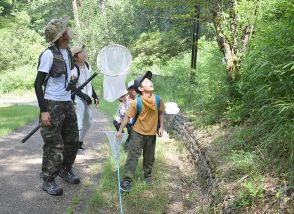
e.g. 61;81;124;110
131;31;187;67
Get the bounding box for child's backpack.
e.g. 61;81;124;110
132;95;161;131
71;61;90;101
75;61;90;79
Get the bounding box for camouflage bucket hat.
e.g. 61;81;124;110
45;16;69;46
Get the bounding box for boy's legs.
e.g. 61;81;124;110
124;124;132;151
123;131;143;182
79;105;92;142
142;135;156;179
75;98;86;142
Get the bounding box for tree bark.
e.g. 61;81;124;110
99;0;106;13
229;0;238;55
72;0;82;42
241;0;260;53
212;10;237;80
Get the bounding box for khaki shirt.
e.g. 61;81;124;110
126;95;165;135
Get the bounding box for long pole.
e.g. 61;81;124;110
117;161;124;214
21;72;98;143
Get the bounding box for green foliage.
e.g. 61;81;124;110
98;99;119;118
131;31;187;66
86;140;170;214
0;12;44;73
227;0;294;180
0;104;38;136
227;150;257;179
0;65;37;93
29;0;73;34
0;0;13;16
234;178;265;208
79;0;141;62
79;0;191;64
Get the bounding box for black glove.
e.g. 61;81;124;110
77;91;92;105
83;94;92;105
66;79;77;91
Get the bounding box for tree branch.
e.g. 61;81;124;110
241;0;260;53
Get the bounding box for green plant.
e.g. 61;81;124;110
0;65;36;94
234;180;265;208
131;31;187;66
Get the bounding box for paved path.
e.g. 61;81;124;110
0;95;37;106
0;105;112;214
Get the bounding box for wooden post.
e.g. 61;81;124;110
190;5;200;83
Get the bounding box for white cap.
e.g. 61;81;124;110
165;102;180;115
127;80;135;89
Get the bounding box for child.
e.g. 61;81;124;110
127;80;137;100
113;81;137;151
116;71;165;192
71;45;99;149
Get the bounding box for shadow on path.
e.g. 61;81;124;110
0;108;111;214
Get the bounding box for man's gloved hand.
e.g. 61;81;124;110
66;79;77;91
81;93;92;105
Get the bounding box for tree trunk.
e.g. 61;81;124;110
99;0;106;13
241;0;260;53
212;11;238;80
72;0;82;42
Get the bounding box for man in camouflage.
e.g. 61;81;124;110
34;16;80;196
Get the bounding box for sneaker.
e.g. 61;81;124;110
42;180;63;196
120;180;132;192
59;169;80;184
144;177;153;185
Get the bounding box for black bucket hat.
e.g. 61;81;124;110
134;71;152;93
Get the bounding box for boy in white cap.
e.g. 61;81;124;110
34;16;80;196
71;45;99;149
127;80;137;100
113;80;137;151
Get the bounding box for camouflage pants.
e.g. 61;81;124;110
40;100;79;181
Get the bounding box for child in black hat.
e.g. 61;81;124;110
116;71;165;192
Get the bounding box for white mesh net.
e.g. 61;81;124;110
104;131;128;161
97;44;132;77
97;44;132;102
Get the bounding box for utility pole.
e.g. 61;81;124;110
190;5;200;83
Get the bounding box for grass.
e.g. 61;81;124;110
0;104;38;136
86;139;170;214
98;99;119;117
